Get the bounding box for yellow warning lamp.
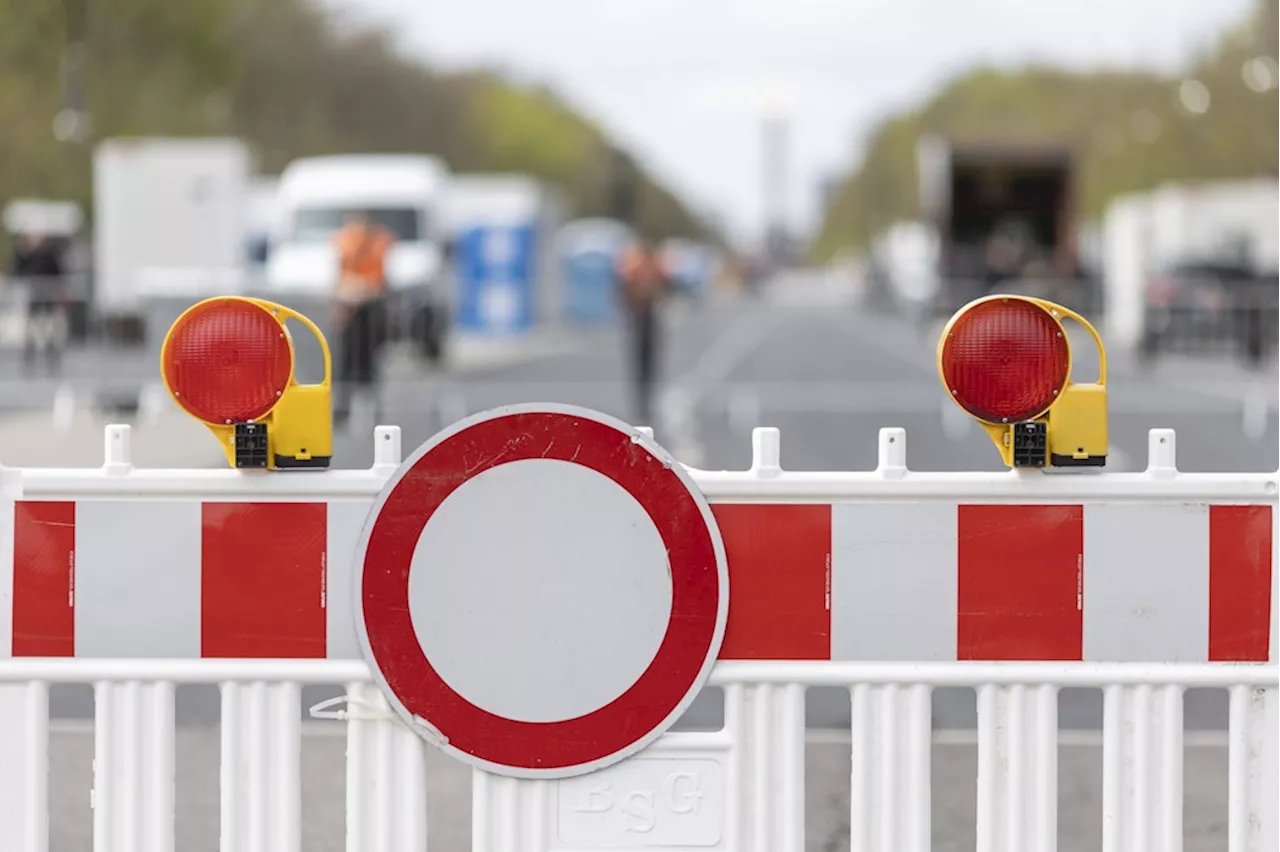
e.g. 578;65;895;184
160;296;333;470
937;295;1108;469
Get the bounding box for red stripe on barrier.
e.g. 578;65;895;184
715;504;832;660
201;502;327;658
1208;505;1273;662
958;504;1083;661
12;501;76;657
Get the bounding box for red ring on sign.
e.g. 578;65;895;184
361;411;721;771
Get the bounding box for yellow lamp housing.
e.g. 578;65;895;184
160;296;333;471
937;295;1108;470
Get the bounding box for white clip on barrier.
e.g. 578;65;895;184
103;424;133;475
876;427;907;479
371;425;402;476
1146;428;1177;479
751;426;781;477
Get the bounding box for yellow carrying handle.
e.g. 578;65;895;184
245;297;333;395
1022;296;1107;387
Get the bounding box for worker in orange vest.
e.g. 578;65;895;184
332;211;395;427
615;238;669;425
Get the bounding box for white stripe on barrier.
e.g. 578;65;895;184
78;502;201;658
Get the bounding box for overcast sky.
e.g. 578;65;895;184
330;0;1250;243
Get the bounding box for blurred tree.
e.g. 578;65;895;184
813;0;1278;259
0;0;708;241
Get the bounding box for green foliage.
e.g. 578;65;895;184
812;0;1279;260
0;0;705;240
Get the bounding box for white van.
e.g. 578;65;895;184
264;154;452;361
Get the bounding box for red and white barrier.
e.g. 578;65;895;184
0;422;1276;852
3;428;1272;665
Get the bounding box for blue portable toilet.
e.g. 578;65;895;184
455;223;537;335
557;218;633;326
445;175;566;336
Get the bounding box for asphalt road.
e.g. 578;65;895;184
11;283;1277;851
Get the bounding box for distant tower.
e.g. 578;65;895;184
760;91;790;268
54;0;90;144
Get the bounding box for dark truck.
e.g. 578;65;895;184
916;136;1098;324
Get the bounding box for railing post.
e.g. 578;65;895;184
344;681;428;852
92;680;176;852
1102;684;1185;852
1223;452;1280;852
848;682;931;852
976;684;1058;852
0;682;49;852
1;458;48;852
724;682;806;852
219;681;300;852
1262;686;1279;852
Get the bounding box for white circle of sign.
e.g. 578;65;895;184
408;458;673;723
354;403;729;779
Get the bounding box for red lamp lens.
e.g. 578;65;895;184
940;299;1069;423
162;299;292;424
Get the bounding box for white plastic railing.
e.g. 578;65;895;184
0;659;1275;852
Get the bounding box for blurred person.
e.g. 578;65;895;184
615;238;670;425
10;231;68;375
331;211;394;427
983;218;1022;284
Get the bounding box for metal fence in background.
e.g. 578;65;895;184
0;279;449;418
1138;268;1279;364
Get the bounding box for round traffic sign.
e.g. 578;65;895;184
354;403;728;779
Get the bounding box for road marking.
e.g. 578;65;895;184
827;312;938;376
677;308;780;396
44;719;1230;747
1242;386;1272;440
659;306;781;462
657;386;702;464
